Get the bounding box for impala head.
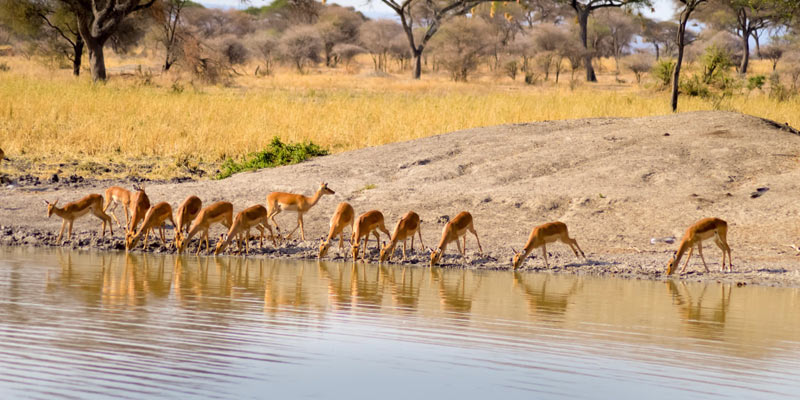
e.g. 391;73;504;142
318;239;331;259
44;200;58;217
351;242;360;261
177;237;188;254
214;234;228;255
173;230;184;250
320;182;335;195
666;252;678;275
511;247;526;270
429;247;443;267
125;231;138;251
378;241;392;263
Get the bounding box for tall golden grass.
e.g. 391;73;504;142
1;56;798;179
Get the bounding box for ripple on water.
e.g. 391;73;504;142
0;247;799;399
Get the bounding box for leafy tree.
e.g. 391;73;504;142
314;5;364;67
430;16;492;81
0;0;84;75
695;0;797;74
554;0;652;82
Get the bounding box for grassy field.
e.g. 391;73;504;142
1;56;798;180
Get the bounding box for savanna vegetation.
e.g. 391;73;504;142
0;0;799;180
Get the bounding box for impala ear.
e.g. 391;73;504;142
43;200;50;205
511;247;517;254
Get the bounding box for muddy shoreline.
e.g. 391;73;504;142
2;223;798;288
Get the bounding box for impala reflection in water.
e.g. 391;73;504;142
1;246;800;399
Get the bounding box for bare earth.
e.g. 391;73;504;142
3;111;800;287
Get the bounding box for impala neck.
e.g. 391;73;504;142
307;188;325;208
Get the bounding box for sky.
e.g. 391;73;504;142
200;0;678;21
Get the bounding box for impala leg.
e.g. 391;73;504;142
373;230;381;252
680;246;694;274
541;244;549;268
143;229;150;250
697;241;710;273
360;236;367;261
67;220;74;241
456;237;465;263
159;226;167;246
468;226;483;255
338;232;345;251
402;239;408;261
57;220;67;243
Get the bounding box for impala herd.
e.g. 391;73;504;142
43;182;734;275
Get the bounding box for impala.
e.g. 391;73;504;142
511;221;585;270
127;185;150;234
45;194;113;243
173;195;202;248
351;210;391;261
214;205;276;255
102;186;132;229
318;202;355;259
126;202;176;251
266;182;335;241
177;201;233;254
667;217;732;275
380;211;425;263
430;211;482;267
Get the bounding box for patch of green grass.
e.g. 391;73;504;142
215;136;328;179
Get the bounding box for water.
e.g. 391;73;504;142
0;247;799;399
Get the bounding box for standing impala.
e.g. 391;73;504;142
177;201;233;254
318;202;355;259
351;210;391;261
45;194;113;243
127;185;150;234
214;204;276;255
430;211;482;267
667;217;732;275
102;186;132;230
380;211;425;263
511;221;586;270
126;202;176;251
173;195;202;248
266;182;335;241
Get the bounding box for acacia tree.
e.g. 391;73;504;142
378;0;512;79
555;0;651;82
672;0;707;112
695;0;797;74
56;0;155;81
0;0;84;75
151;0;192;72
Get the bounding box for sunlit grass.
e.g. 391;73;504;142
0;57;797;179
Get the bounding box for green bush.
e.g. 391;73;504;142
651;59;675;88
747;75;766;91
701;45;733;84
215;136;328;179
680;75;711;98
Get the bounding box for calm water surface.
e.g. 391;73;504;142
0;247;799;399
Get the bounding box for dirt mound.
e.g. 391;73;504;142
3;111;800;286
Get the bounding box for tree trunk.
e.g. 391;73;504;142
740;30;750;74
87;39;107;82
72;36;84;76
413;49;422;79
577;10;596;82
672;10;690;112
752;31;761;59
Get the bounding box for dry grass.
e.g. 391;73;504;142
0;56;798;180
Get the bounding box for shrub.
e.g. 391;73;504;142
623;53;654;84
747;75;766;91
700;45;733;84
651;59;675;88
215;137;329;179
0;62;9;72
768;73;792;102
680;75;710;98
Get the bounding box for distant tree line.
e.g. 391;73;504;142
1;0;799;108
